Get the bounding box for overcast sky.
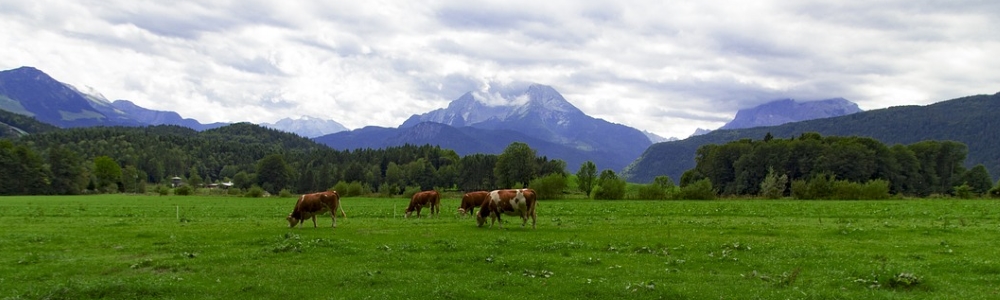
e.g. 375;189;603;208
3;1;998;138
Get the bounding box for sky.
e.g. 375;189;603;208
2;1;999;139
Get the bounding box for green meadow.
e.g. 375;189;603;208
2;195;999;299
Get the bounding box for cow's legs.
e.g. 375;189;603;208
531;209;537;229
311;216;318;228
330;209;337;228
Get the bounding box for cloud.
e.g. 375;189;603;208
2;1;999;139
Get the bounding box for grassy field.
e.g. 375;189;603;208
1;195;999;299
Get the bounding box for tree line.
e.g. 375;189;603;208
680;132;995;197
1;123;568;196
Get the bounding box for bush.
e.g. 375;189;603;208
859;179;891;200
378;183;400;197
346;181;365;197
953;184;974;199
637;184;667;200
793;176;890;200
174;185;193;196
989;184;1000;198
155;185;170;196
227;187;242;196
245;186;265;198
592;170;627;200
402;186;421;199
278;188;295;198
759;167;788;199
675;178;715;200
529;173;567;200
592;179;626;200
332;181;350;196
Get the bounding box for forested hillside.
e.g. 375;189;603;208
0;109;58;138
2;123;566;196
624;92;1000;183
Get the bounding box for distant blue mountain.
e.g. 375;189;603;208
0;66;347;137
111;100;228;131
0;66;141;128
319;83;651;171
261;116;348;138
719;98;862;130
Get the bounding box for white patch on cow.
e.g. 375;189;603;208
489;190;502;204
510;190;528;211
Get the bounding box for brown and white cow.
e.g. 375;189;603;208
286;190;346;228
458;191;489;217
405;190;441;218
477;189;537;229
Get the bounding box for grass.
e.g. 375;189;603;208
2;195;999;299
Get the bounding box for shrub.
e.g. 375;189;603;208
953;184;974;199
675;178;715;200
402;186;421;199
332;181;349;196
859;179;890;200
759;167;788;199
155;185;170;196
245;186;265;198
592;179;626;200
637;184;667;200
278;188;295;198
989;185;1000;198
378;183;400;197
346;181;365;197
529;173;567;200
174;185;193;196
794;176;890;200
226;187;242;196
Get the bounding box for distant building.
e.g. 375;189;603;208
171;176;182;187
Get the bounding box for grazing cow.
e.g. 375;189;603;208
405;190;441;218
458;191;489;217
286;191;346;228
477;189;537;229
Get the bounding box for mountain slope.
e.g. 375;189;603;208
623;92;1000;183
720;98;862;130
0;67;141;127
314;121;619;169
111;100;228;131
0;109;59;138
261;116;348;138
397;83;651;170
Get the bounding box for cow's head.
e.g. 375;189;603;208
476;208;489;227
286;214;300;227
404;210;413;218
457;208;467;215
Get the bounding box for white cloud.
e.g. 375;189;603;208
2;0;999;139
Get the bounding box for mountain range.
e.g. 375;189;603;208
318;83;652;171
719;98;862;130
20;65;980;185
0;67;347;138
623;92;1000;183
